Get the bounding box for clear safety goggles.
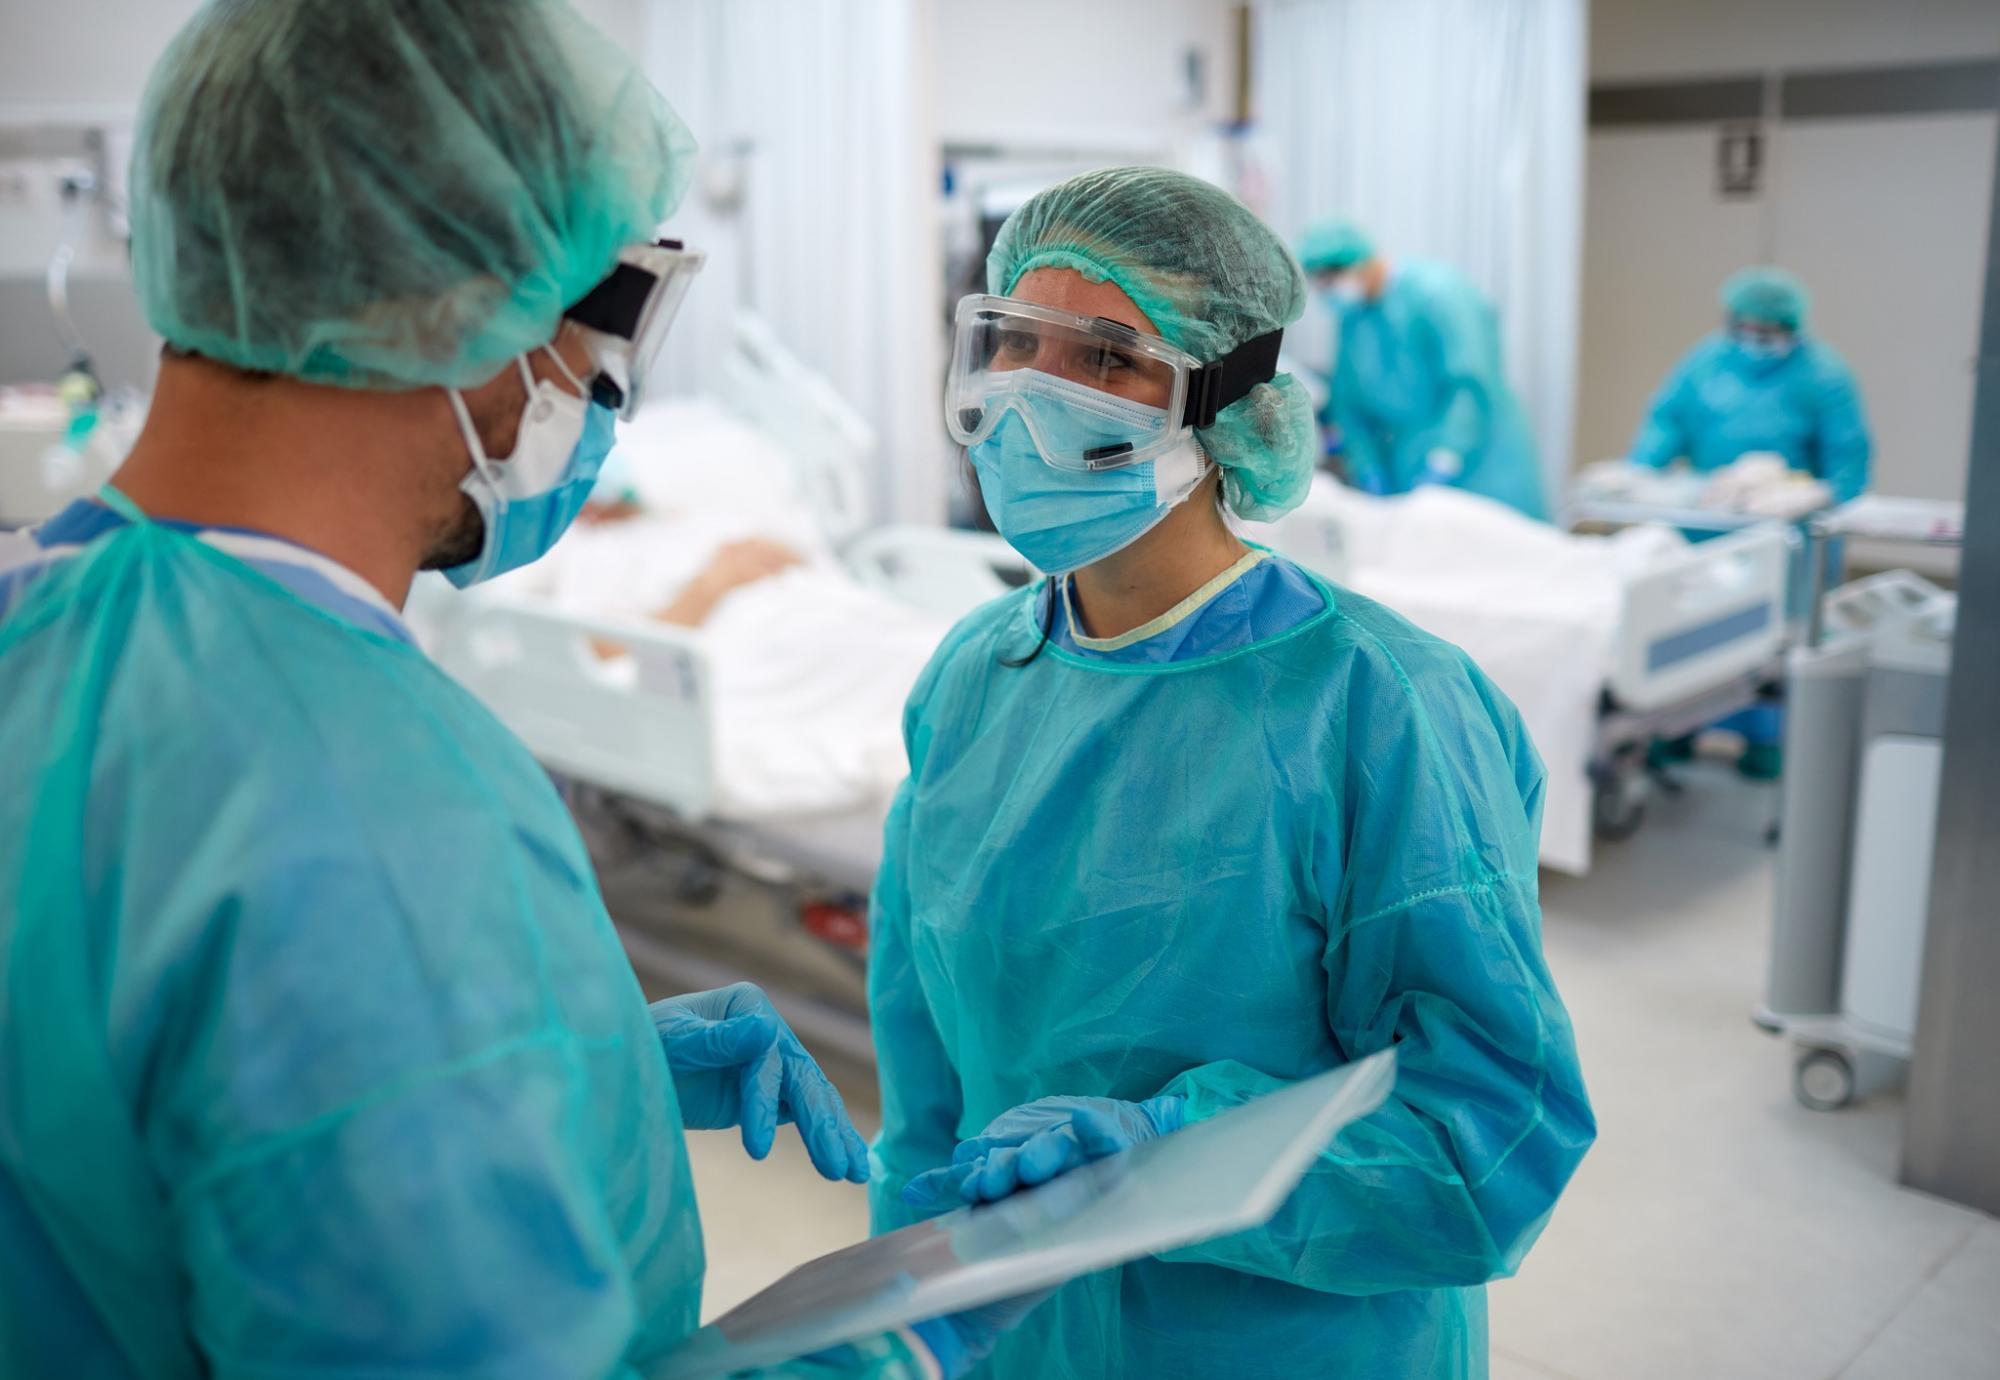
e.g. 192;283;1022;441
945;295;1282;470
1727;316;1796;350
564;238;706;418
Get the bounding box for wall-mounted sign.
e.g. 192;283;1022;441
1718;122;1763;199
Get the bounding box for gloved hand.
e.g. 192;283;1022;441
650;983;869;1183
901;1094;1185;1208
909;1286;1057;1379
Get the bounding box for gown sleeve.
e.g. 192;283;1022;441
1419;273;1501;459
166;835;941;1380
1154;633;1595;1293
1630;353;1697;469
1329;349;1389;494
1809;352;1873;504
867;690;966;1238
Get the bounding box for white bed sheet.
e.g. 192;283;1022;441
492;398;947;823
1244;478;1684;875
499;399;1687;873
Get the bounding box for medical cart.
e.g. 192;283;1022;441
1755;552;1960;1111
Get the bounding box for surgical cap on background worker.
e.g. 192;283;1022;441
1629;267;1872;503
1296;218;1375;279
0;2;1010;1376
871;167;1595;1379
1299;218;1550;520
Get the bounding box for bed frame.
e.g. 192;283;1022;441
415;317;1027;893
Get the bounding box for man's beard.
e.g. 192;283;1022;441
418;494;486;571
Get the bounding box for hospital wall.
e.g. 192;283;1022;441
1577;0;2000;504
934;0;1237;155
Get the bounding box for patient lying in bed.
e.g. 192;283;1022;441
489;398;951;821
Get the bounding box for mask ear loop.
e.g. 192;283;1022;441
448;353;541;488
540;341;587;397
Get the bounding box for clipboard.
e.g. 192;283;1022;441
652;1050;1395;1379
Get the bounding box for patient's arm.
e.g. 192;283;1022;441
586;537;807;659
654;538;805;627
576;498;646;525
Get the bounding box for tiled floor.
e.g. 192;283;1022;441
670;763;1999;1377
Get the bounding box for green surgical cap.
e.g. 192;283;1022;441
1296;220;1375;276
1722;267;1809;332
988;166;1317;522
129;0;697;390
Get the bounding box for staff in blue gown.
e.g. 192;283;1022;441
0;3;1033;1376
870;167;1595;1380
1630;267;1871;503
1298;219;1550;520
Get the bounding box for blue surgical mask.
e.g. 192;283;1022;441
443;349;616;589
969;389;1208;575
1729;327;1795;365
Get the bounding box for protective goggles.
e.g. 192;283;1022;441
563;238;706;418
1727;317;1796;348
945;295;1282;470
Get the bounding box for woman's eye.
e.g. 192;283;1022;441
997;330;1039;357
1085;347;1136;373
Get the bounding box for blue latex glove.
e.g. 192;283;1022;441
901;1094;1186;1208
909;1287;1057;1379
650;983;869;1183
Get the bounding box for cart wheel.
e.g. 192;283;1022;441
1794;1048;1856;1112
1592;770;1648;842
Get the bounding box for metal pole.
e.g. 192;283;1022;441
1900;81;2000;1214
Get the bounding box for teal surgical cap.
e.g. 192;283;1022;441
987;166;1318;523
129;0;697;390
1721;267;1810;332
1296;220;1375;276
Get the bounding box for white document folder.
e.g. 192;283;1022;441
651;1050;1396;1379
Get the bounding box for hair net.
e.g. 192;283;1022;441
1296;220;1376;276
1721;267;1810;332
129;0;697;390
988;166;1317;522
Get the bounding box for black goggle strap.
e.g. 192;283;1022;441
1181;328;1285;429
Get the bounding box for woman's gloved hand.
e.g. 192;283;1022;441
901;1094;1186;1208
650;983;870;1183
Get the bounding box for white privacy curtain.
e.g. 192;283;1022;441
641;0;946;524
1253;0;1587;495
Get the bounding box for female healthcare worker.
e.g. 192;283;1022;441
868;167;1596;1380
1630;267;1871;503
1298;219;1550;521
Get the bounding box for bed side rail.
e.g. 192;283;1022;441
422;589;718;821
1611;522;1791;712
844;524;1035;622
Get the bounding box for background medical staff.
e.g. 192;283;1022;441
1630;267;1872;503
1299;219;1549;520
0;2;1023;1376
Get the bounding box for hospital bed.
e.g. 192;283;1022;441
417;319;1027;919
1243;478;1791;873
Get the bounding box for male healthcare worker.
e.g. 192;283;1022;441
1298;219;1548;520
1630;267;1871;503
0;3;1024;1376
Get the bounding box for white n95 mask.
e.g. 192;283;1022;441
442;346;615;588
